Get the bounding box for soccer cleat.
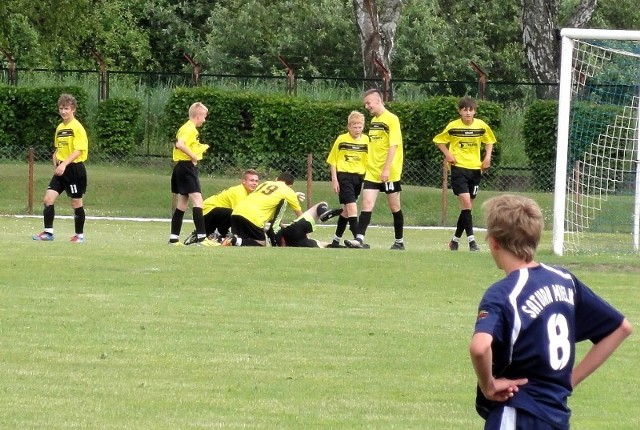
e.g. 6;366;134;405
448;240;459;251
344;238;370;249
319;208;343;222
70;234;85;243
469;241;481;252
183;231;198;246
168;240;184;246
221;234;237;247
198;238;220;247
32;232;54;241
326;241;345;248
390;242;405;250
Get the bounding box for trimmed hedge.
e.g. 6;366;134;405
163;88;503;183
524;99;622;191
95;97;142;158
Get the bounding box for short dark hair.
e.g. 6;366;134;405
458;96;477;110
277;171;295;186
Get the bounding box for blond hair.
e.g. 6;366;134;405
188;102;208;118
482;194;543;262
347;111;365;126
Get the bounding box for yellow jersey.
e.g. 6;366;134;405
433;118;496;170
202;184;251;216
172;120;208;161
365;110;403;182
232;180;302;229
326;132;369;175
54;118;88;163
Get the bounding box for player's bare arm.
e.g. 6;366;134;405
55;149;82;176
571;318;632;388
436;143;456;165
470;332;528;402
482;144;494;171
381;144;397;182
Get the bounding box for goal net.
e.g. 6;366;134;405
554;28;640;255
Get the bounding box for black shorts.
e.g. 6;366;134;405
363;180;402;194
230;215;265;241
47;162;87;198
204;207;233;236
171;161;201;195
280;219;319;247
336;172;364;204
450;166;481;198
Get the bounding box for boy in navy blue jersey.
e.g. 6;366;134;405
470;194;632;430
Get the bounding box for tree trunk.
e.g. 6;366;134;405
522;0;597;99
353;0;402;96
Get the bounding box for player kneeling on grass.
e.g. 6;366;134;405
272;202;343;248
470;194;632;430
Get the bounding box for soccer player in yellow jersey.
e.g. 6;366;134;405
183;169;260;245
33;93;89;243
168;102;216;246
326;111;369;248
433;96;496;252
345;89;405;250
225;172;303;247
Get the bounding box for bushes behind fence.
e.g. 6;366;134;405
162;87;504;185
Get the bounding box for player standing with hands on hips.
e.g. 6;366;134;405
33;93;89;243
345;89;405;250
168;102;216;246
470;194;632;430
434;96;496;251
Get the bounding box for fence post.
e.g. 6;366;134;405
183;53;200;86
278;55;296;96
92;49;109;101
1;48;17;85
469;61;487;100
306;153;313;209
441;158;448;226
27;148;35;214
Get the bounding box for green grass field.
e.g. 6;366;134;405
1;216;638;429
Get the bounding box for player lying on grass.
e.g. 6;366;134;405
470;194;632;430
270;202;343;248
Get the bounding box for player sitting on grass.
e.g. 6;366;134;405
183;169;260;245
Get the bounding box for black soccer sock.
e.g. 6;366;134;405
73;206;85;234
170;208;185;236
348;216;358;238
334;215;348;238
315;203;329;217
193;207;206;238
455;211;465;238
357;211;372;236
463;209;474;238
240;238;262;247
43;204;55;229
392;209;404;240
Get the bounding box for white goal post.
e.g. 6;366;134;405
554;28;640;255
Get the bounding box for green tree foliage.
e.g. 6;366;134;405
0;0;636;81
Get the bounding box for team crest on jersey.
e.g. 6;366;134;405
476;310;489;320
